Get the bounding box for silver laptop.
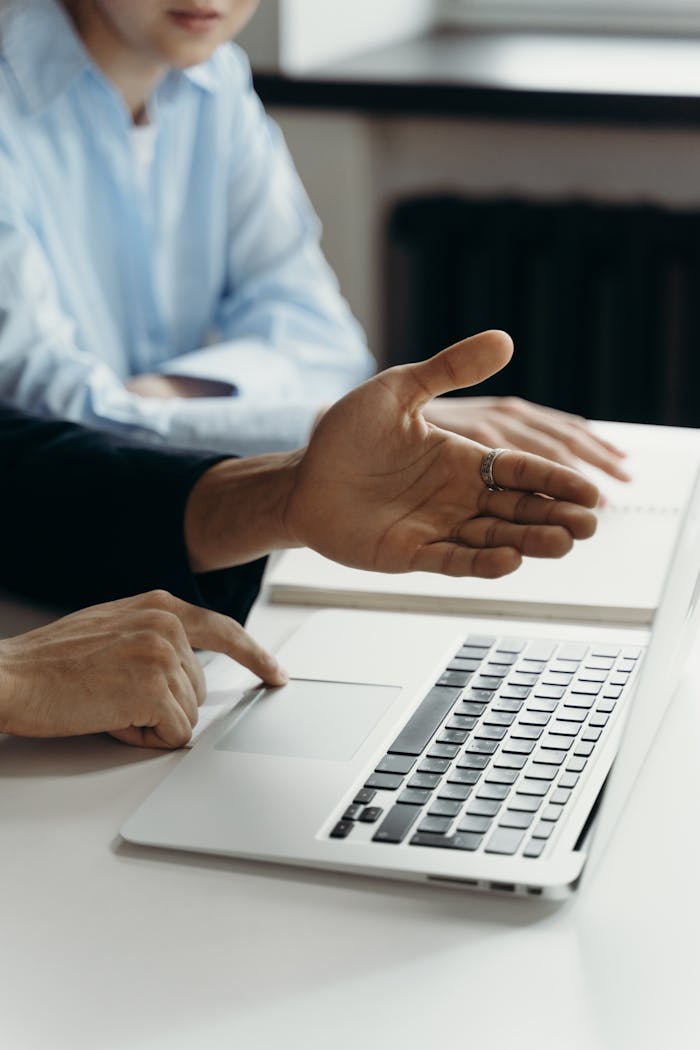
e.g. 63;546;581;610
121;468;700;899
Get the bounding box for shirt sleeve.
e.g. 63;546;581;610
0;404;266;619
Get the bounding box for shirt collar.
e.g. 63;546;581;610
0;0;218;115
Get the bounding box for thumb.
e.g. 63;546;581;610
398;330;514;412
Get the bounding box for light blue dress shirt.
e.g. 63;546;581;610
0;0;374;455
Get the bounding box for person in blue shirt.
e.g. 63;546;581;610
0;0;629;477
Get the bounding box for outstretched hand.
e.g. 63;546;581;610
285;331;600;579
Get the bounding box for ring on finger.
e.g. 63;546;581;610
480;447;508;493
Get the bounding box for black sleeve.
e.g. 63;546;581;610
0;406;266;621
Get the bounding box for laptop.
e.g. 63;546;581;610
121;466;700;899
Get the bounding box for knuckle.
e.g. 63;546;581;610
145;589;177;612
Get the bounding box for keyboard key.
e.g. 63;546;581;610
589;714;610;728
602;685;623;700
581;728;602;743
436;730;468;745
519;659;547;674
523;839;546;858
562;695;595;710
458;645;490;660
343;804;364;821
574;742;595;758
465;689;495;704
376;754;415;775
417;758;451;774
428;799;462;818
509;672;539;687
447;657;481;673
485;827;525;854
437;670;471;688
467;799;502;817
596;701;617;714
446;715;477;731
465;740;499;756
541;736;573;752
618;658;637;674
481;664;509;678
556;708;587;724
550;659;581;674
570;680;601;696
359;806;383;823
493;753;527;770
526;699;558;713
510;725;543;741
477;784;510;801
566;757;588;773
502;739;535;755
533;748;567;765
590;645;619;658
576;668;608;683
497;637;525;653
551;788;572;805
508;795;542;813
438;783;472;801
492;698;525;712
542;672;574;687
417;816;453;835
498;810;534;830
621;646;642;660
557;643;587;661
353;788;376;806
448;767;482;785
609;673;630;687
428;743;460;759
456;754;489;770
517;778;550;796
458;814;493;834
534;685;566;700
558;772;580;789
330;820;353;839
372;804;422;844
485;768;518;785
532;820;555;839
460;701;490;717
465;634;496;648
398;788;432;806
525;641;556;661
549;721;580;738
365;772;404;791
541;804;564;821
584;656;614;670
475;725;507;742
410;832;483;851
518;710;551;727
388;685;462;757
498;687;531;701
489;651;518;666
408;773;441;790
526;762;559;780
483;711;516;727
472;676;503;691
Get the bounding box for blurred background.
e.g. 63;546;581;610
239;1;700;425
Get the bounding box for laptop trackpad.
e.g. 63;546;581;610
215;678;401;762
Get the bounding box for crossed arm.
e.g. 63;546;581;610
0;331;601;749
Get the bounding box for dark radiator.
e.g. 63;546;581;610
385;196;700;426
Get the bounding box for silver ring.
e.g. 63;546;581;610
480;448;508;493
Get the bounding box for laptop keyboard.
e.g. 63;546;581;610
328;633;642;858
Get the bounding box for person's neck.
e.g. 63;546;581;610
63;3;166;123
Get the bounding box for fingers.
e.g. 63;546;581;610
410;543;523;578
480;449;600;509
448;517;576;558
398;331;514;411
478;488;598;540
166;597;288;687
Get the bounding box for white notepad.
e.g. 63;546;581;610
268;422;700;625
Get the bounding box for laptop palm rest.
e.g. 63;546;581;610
215;679;401;762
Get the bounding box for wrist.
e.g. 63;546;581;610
184;451;304;574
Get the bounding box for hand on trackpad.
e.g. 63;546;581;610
215;679;401;761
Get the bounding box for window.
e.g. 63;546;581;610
439;1;700;35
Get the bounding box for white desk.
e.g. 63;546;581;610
2;581;699;1050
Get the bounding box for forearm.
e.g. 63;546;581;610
185;450;304;573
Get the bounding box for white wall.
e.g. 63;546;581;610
238;0;435;71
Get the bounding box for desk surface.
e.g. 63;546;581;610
2;583;699;1050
